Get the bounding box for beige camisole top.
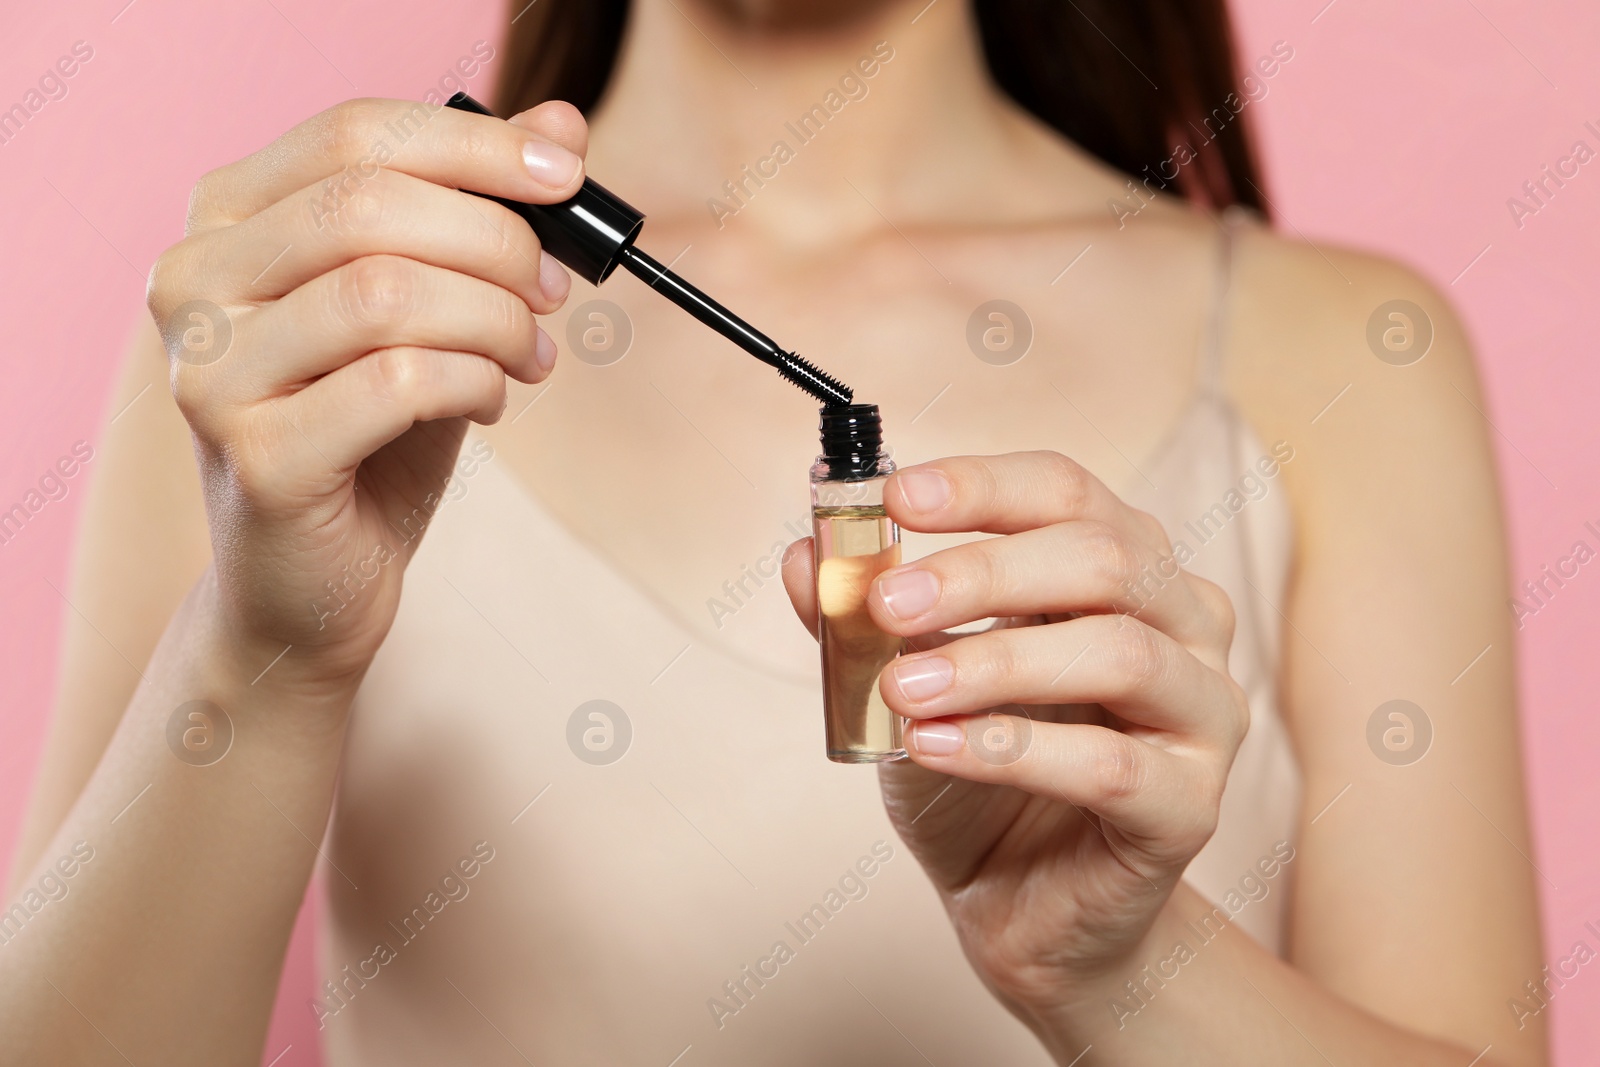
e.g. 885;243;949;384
317;214;1302;1066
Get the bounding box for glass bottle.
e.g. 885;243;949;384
810;404;906;763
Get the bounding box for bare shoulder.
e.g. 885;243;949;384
1219;226;1547;1064
1221;222;1500;551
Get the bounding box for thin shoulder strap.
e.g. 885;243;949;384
1197;206;1250;400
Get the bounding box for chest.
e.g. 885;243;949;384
479;226;1211;641
319;408;1300;1064
321;468;1052;1065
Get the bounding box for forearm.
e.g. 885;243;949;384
0;570;355;1066
1022;882;1510;1067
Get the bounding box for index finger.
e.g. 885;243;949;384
187;97;587;232
885;451;1171;550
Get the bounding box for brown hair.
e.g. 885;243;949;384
495;0;1267;214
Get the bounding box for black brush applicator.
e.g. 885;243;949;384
444;92;853;408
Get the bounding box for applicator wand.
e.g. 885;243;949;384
445;92;853;408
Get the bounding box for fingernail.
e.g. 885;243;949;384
911;721;965;756
538;251;571;304
533;327;557;376
889;656;953;702
897;470;951;513
523;140;580;188
877;569;940;620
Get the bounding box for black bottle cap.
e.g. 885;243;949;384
445;93;644;285
819;404;884;481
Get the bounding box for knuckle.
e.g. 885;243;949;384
319;98;383;159
978;628;1025;686
960;457;1001;513
185;167;232;234
1033;448;1073;476
479;361;510;420
489;284;534;344
369;346;424;406
229;445;271;501
340;255;416;328
1036;450;1090;511
168;364;213;424
1195;576;1237;645
481;354;509;394
231;440;294;508
1222;678;1251;748
1130;507;1174;552
455;119;498;173
488;208;541;280
1092;731;1144;803
330;167;394;237
1196;798;1222;840
1176;792;1222;854
206;421;276;505
960;541;1005;602
1105;621;1170;693
145;247;184;323
308;157;400;241
1079;520;1137;588
462;349;506;393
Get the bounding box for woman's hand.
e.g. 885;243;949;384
147;97;586;690
783;451;1248;1037
0;100;591;1067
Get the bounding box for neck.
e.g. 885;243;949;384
585;0;1043;245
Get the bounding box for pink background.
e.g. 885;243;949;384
2;0;1595;1062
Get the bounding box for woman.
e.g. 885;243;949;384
1;0;1546;1063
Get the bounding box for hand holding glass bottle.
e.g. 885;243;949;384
782;450;1249;1051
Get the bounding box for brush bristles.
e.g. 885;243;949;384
778;352;853;407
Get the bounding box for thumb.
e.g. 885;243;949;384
506;100;589;158
781;537;820;640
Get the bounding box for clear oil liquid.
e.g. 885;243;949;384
814;504;906;763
